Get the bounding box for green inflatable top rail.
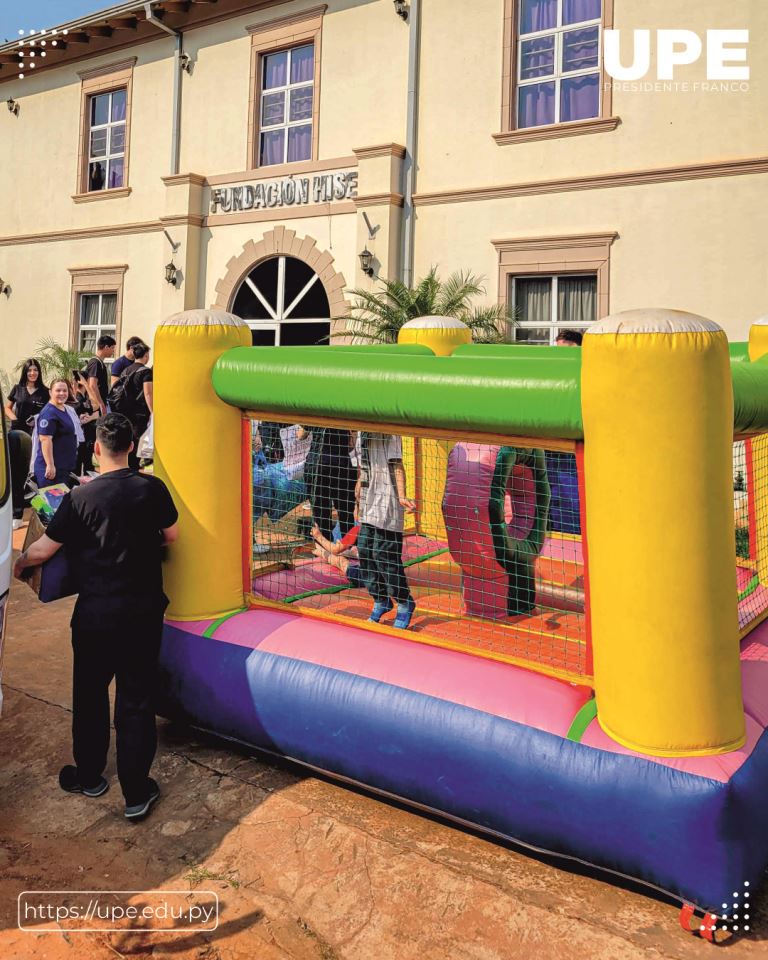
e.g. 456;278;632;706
213;345;584;439
211;342;768;438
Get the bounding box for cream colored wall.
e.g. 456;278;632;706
0;48;173;238
418;0;768;193
318;2;407;157
413;173;768;341
0;232;165;380
179;0;407;175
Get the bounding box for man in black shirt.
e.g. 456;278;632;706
14;414;178;819
85;335;116;417
117;342;153;470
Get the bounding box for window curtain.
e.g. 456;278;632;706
264;52;287;89
291;45;314;83
558;277;596;325
81;295;100;327
260;129;284;165
287;125;312;163
563;0;601;25
560;73;600;122
79;296;100;351
518;81;555;127
562;27;599;72
520;37;555;80
516;277;552;323
101;294;118;329
111;90;126;122
520;0;556;34
108;158;124;189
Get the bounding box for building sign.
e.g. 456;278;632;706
210;170;358;215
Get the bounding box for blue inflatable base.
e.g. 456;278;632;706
157;624;768;912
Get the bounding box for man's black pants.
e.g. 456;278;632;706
71;613;162;805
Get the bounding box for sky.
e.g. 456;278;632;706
0;0;105;43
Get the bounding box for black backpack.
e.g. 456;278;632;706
106;367;139;415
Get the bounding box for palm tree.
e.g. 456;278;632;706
19;338;92;385
339;268;516;344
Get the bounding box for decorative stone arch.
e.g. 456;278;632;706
212;226;351;337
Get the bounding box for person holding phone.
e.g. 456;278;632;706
71;370;99;475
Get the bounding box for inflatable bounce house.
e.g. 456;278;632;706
154;308;768;934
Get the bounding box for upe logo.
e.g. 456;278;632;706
603;30;749;81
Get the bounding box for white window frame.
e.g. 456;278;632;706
512;273;597;345
77;292;118;351
87;89;127;191
241;256;330;346
259;43;315;167
517;0;602;127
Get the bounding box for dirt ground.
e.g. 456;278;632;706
1;530;767;959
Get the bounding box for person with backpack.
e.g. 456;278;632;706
85;335;116;417
110;336;145;386
107;343;153;470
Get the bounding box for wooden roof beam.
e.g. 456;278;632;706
86;25;114;38
106;17;139;30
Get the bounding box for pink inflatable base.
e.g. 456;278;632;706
164;608;768;784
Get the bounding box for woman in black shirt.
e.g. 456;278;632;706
3;359;50;434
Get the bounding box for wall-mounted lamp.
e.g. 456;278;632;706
6;98;19;116
0;278;10;295
358;247;375;278
179;52;192;74
394;0;409;21
165;261;178;286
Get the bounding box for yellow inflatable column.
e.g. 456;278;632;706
397;317;468;538
748;317;768;586
154;309;252;620
398;315;471;357
748;315;768;362
582;309;744;756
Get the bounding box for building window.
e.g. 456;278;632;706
247;7;324;170
496;1;615;143
259;45;314;166
493;233;616;334
87;89;127;191
517;0;601;128
513;274;596;343
75;58;135;199
77;293;118;352
232;255;331;346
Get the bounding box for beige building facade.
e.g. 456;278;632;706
0;0;766;375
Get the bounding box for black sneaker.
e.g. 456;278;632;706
58;765;109;798
124;779;161;821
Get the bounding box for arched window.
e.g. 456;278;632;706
232;255;331;346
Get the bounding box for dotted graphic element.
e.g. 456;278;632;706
14;27;66;79
716;880;752;935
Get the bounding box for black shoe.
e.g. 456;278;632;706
59;765;109;798
124;779;161;821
